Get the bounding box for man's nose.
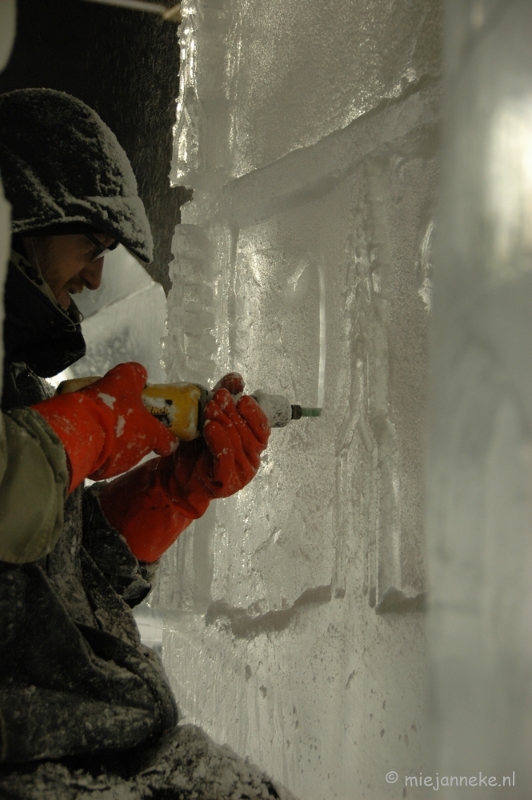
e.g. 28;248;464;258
81;259;104;291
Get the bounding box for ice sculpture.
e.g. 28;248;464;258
427;1;532;793
158;1;442;796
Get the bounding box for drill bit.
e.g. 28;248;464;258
290;405;322;420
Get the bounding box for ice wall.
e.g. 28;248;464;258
427;1;532;795
158;2;442;797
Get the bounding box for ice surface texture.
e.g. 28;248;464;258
427;0;532;789
160;0;442;797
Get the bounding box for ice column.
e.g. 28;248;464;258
159;1;442;797
427;1;532;795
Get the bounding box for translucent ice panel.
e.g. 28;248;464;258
427;0;532;789
171;0;442;183
162;1;441;797
224;0;442;177
69;246;167;383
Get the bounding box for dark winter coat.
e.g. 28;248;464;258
0;254;294;799
0;87;177;764
0;249;178;764
0;86;156;563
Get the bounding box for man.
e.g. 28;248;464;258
0;88;291;799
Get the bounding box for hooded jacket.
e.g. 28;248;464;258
0;90;178;764
0;87;156;406
0;88;155;556
0;88;153;263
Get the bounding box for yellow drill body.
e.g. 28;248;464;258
141;383;207;440
57;377;320;438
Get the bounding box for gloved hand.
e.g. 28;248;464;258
32;362;177;492
99;375;270;563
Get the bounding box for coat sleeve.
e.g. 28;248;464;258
82;483;158;608
0;407;69;563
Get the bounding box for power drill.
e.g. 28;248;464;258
58;378;321;440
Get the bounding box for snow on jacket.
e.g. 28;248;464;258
0;86;155;562
0;88;178;763
0;251;178;762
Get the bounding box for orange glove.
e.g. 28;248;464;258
32;362;177;492
99;379;270;562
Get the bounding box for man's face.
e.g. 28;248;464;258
24;233;116;311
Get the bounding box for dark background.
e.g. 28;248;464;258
0;0;190;293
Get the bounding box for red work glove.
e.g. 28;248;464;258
32;362;177;492
99;376;270;563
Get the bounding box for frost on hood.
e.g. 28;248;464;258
0;88;153;263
